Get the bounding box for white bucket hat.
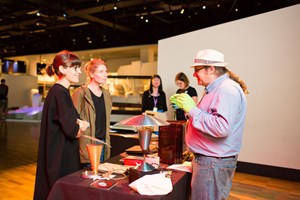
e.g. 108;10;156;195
191;49;228;67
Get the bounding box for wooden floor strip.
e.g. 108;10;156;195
0;121;299;200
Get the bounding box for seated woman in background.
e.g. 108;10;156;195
142;74;168;113
174;72;198;120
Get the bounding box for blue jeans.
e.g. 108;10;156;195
191;155;237;200
96;140;106;163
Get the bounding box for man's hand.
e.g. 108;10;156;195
170;94;181;109
170;93;196;112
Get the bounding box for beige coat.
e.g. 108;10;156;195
72;85;112;163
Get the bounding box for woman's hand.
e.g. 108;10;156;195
76;119;90;138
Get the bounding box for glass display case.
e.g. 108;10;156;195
105;75;151;115
37;75;151;123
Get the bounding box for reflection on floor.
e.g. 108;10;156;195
0;121;299;200
0;121;39;200
7;106;42;122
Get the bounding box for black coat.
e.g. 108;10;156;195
34;84;81;200
141;90;168;112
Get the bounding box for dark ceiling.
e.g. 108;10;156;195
0;0;299;58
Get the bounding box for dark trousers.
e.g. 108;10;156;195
0;99;8;119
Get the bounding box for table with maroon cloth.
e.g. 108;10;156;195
47;156;191;200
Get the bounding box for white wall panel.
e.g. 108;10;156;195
158;5;300;169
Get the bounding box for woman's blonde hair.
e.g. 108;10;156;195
84;58;107;78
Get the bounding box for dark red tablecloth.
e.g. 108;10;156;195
47;161;190;200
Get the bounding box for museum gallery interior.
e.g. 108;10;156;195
0;1;299;199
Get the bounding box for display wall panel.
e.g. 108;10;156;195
158;5;300;170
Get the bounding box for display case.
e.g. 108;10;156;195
105;75;151;122
37;75;151;123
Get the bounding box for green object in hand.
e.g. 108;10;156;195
170;93;196;112
170;94;182;109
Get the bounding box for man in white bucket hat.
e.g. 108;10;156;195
191;49;228;67
170;49;249;200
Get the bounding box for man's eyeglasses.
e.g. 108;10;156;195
194;67;205;73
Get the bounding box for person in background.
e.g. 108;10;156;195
72;59;112;166
34;50;90;200
174;72;198;120
0;79;8;120
142;74;167;113
170;49;249;200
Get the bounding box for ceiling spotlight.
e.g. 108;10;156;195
86;37;93;44
168;4;173;15
102;35;107;42
114;6;117;10
235;8;239;12
36;21;47;27
203;5;206;9
140;15;144;19
180;9;184;14
217;4;221;8
145;19;149;23
36;12;49;18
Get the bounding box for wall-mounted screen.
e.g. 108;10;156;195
37;63;47;75
1;59;26;74
1;59;14;74
16;61;26;73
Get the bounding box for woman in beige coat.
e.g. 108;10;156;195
72;59;112;166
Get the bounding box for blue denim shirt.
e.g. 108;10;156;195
186;74;247;157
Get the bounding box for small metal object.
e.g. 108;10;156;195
118;114;170;126
164;170;172;178
81;170;100;179
171;103;180;109
82;135;111;148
